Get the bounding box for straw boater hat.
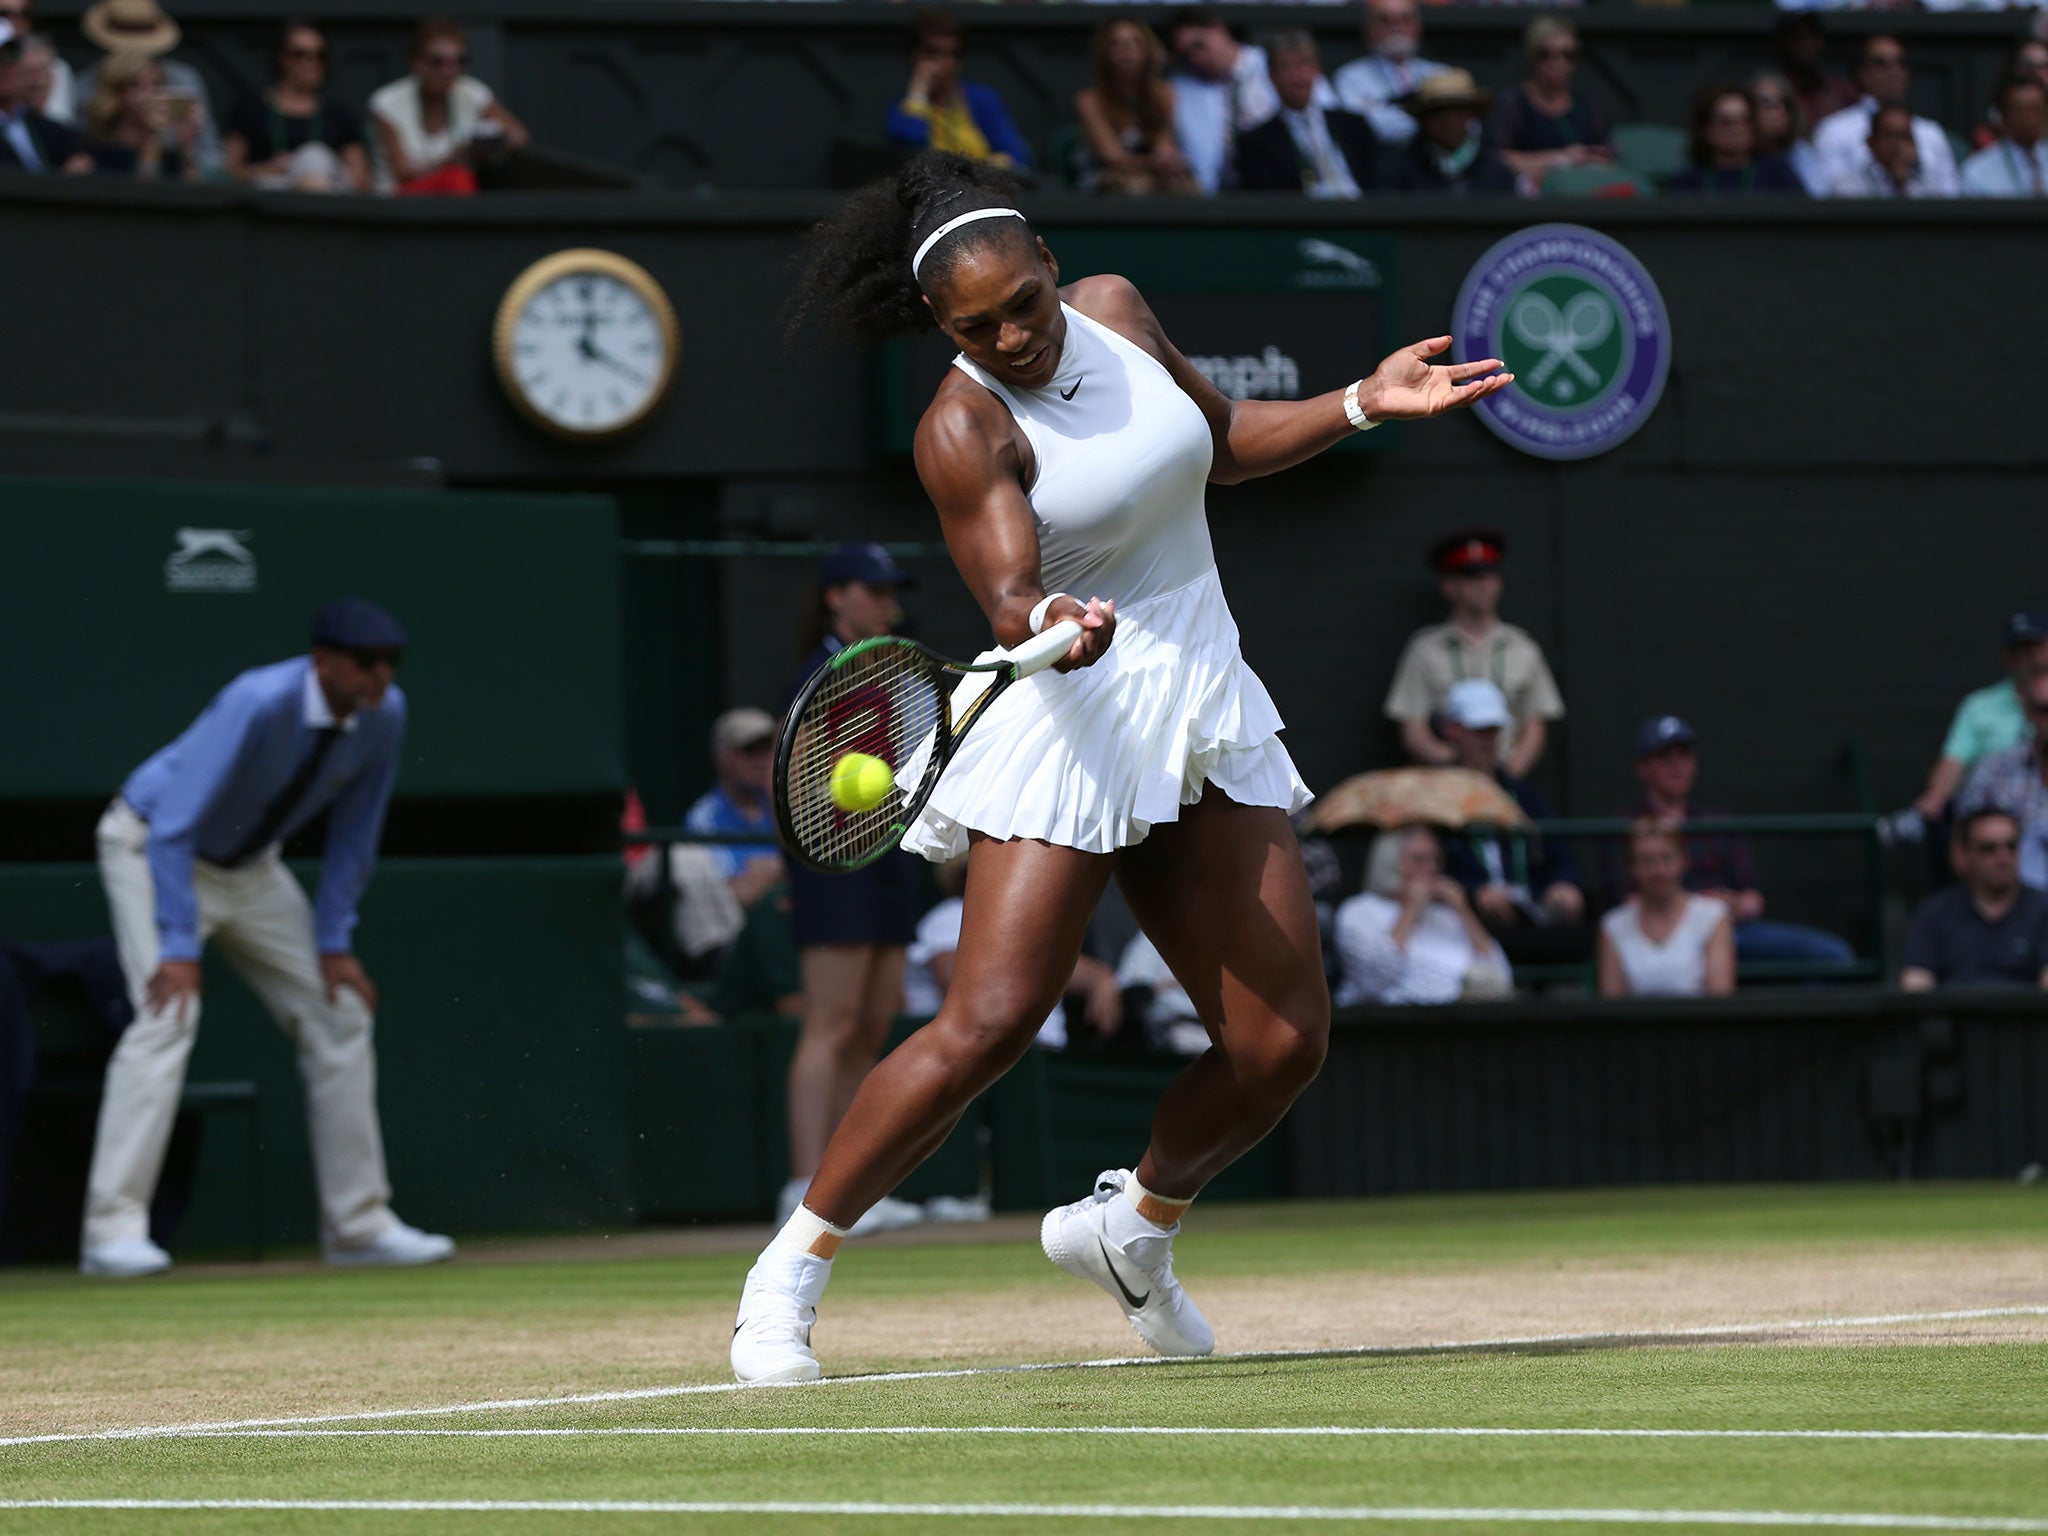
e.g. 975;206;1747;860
82;0;181;56
1397;68;1494;118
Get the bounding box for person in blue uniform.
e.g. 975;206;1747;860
777;541;927;1236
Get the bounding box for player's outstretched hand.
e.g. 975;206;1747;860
1364;336;1513;421
1052;596;1116;673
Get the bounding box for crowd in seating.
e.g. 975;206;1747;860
633;534;2048;1045
0;0;523;193
888;4;2048;199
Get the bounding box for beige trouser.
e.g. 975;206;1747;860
85;800;396;1251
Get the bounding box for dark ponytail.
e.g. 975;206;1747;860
785;151;1036;349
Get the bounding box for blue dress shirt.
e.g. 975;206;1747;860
682;785;777;881
121;656;405;961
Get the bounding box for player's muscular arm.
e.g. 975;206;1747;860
1069;273;1512;485
914;384;1116;667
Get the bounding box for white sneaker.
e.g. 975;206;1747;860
848;1195;925;1237
324;1220;455;1267
80;1237;172;1278
1040;1169;1214;1358
731;1264;824;1385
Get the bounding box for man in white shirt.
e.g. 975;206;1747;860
1812;35;1958;196
1961;75;2048;197
1164;5;1333;194
1831;104;1947;198
1331;0;1448;148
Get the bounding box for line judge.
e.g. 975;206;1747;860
80;598;453;1277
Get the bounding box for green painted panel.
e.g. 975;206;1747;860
0;478;623;799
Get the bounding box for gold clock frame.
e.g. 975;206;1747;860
492;248;680;445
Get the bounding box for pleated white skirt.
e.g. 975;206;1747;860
900;568;1313;862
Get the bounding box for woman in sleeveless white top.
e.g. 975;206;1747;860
1597;824;1736;998
731;159;1514;1388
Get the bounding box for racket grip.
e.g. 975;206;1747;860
1008;619;1084;679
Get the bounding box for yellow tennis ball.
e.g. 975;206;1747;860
829;752;894;813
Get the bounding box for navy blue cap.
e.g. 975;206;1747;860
1635;715;1697;757
311;597;408;650
2005;610;2048;647
819;541;915;590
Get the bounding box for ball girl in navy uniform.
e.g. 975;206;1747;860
733;151;1512;1382
778;541;928;1237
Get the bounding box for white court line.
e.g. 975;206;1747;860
2;1500;2046;1529
146;1425;2048;1444
4;1304;2043;1451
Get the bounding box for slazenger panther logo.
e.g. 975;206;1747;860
165;527;258;593
1452;224;1670;462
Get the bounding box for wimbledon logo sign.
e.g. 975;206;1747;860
1452;224;1670;462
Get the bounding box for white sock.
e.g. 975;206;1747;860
754;1203;848;1306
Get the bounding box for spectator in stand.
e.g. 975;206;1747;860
75;0;220;176
1385;69;1515;194
1900;808;2048;992
1384;530;1564;780
685;707;783;911
1958;669;2048;893
904;857;1121;1053
1115;930;1207;1056
1910;610;2047;831
224;20;369;193
369;18;527;196
1163;8;1311;195
0;18;93;171
885;11;1029;173
1334;825;1511;1007
1961;75;2048;198
1237;31;1377;198
1749;71;1828;196
1073;17;1194;196
1774;13;1858;141
83;51;198;179
1331;0;1446;149
1597;821;1735;1000
1618;715;1856;972
1435;680;1590;969
1831;104;1948;199
0;0;75;123
1489;16;1612;193
1813;37;1958;198
1970;43;2048;153
1666;85;1805;196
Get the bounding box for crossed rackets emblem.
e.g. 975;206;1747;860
1508;289;1614;400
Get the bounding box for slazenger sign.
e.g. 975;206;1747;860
1452;225;1671;462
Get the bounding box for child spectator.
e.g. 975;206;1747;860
1489;16;1612;192
885;11;1029;172
75;0;220;175
368;17;528;195
224;19;369;192
1335;826;1511;1007
1073;17;1193;196
83;49;198;179
1597;821;1734;999
1900;809;2048;992
1666;85;1805;196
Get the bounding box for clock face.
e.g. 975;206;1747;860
506;268;673;437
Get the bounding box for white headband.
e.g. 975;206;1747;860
911;207;1026;281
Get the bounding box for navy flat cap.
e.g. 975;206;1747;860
818;541;916;590
311;597;409;650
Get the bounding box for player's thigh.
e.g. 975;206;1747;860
936;835;1116;1052
1115;788;1328;1044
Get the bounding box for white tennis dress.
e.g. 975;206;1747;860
901;303;1312;861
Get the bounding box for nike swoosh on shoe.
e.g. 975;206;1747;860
1097;1236;1150;1308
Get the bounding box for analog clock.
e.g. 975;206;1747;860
492;249;679;443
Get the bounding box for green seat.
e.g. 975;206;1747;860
1541;164;1652;198
1611;123;1688;186
1043;124;1087;191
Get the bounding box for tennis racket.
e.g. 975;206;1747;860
773;619;1085;874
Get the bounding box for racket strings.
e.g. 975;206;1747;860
783;643;948;869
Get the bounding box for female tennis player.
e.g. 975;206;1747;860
733;151;1511;1383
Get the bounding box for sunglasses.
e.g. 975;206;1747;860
348;646;405;671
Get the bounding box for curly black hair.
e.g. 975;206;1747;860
785;151;1039;348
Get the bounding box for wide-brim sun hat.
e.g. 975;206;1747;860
1398;68;1493;118
83;0;181;56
